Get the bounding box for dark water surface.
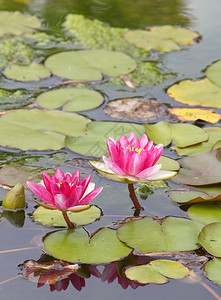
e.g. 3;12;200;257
0;0;221;299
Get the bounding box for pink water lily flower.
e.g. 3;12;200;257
27;168;103;212
91;132;176;182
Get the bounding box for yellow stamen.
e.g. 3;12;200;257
125;146;143;154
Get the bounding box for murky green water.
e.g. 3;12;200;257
0;0;221;299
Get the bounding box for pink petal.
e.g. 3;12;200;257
152;144;163;164
27;181;54;205
64;172;72;183
60;182;71;196
54;194;68;209
67;185;84;207
42;171;52;192
139;134;148;148
79;174;91;194
54;168;65;181
107;137;117;145
119;135;129;147
144;140;153;151
126;151;148;175
79;186;103;205
127;132;139;147
136;164;162;179
102;156;125;176
107;139;120;164
71;169;80;185
118;148;130;172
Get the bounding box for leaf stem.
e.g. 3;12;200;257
128;184;141;210
62;211;74;229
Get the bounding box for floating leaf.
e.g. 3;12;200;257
174;127;221;156
171;149;221;186
124;26;198;52
2;184;25;209
168;108;220;124
65;121;145;157
117;217;203;252
3;63;51;82
33;205;101;227
0;11;41;36
0;109;90;151
204;258;221;285
45;50;136;81
198;223;221;257
43;227;132;264
37;88;104;112
125;260;189;284
0;164;48;188
206;60;221;88
188;202;221;225
144;121;208;147
169;186;221;204
167;79;221;108
104;98;169;121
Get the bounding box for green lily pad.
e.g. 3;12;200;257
144;121;208;147
43;227;132;264
37;88;104;112
117;216;203;252
0;109;90;151
33;205;101;227
125;259;189;284
65;121;145;157
169;186;221;204
171;149;221;186
188;202;221;225
3;62;51;82
198;222;221;256
45;50;136;81
124;26;198;52
204;258;221;285
167;79;221;108
157;156;180;171
206;60;221;88
174;127;221;156
0;164;49;188
0;11;41;36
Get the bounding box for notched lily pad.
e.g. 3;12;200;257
104;98;169;121
65;121;145;158
198;223;221;257
168;108;220;124
144;121;208;147
43;227;132;264
3;62;51;82
204;258;221;285
0;109;90;150
0;11;41;36
117;216;203;253
37;88;104;112
188;202;221;225
33;205;101;227
167;79;221;108
124;26;199;53
206;60;221;88
125;259;189;284
45;50;136;81
174;127;221;156
172;149;221;186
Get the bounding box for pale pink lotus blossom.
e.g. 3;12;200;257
91;132;176;182
27;168;103;212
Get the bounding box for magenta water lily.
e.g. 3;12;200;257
91;132;176;183
27;168;103;228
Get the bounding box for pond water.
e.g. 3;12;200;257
0;0;221;299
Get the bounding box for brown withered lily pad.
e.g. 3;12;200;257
104;98;171;121
171;148;221;186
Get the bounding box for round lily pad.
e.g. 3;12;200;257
33;205;101;227
188;202;221;225
43;227;132;264
0;11;41;36
172;149;221;186
174;127;221;156
198;222;221;256
117;216;203;253
206;60;221;88
3;63;51;82
144;121;208;147
45;50;137;81
125;260;189;284
65;121;145;157
0;109;90;151
124;26;198;53
204;258;221;285
37;88;104;112
167;79;221;108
